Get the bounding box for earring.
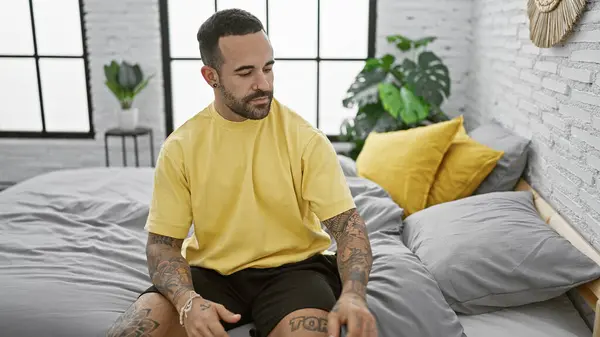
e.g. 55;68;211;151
212;83;218;88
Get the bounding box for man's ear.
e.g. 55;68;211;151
201;65;219;88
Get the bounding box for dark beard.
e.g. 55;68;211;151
221;87;273;120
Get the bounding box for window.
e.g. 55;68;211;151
159;0;377;139
0;0;93;138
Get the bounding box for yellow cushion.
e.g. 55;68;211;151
427;124;504;207
356;116;463;217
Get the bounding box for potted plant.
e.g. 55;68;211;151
340;35;452;159
104;60;154;130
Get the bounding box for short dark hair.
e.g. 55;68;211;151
196;8;265;71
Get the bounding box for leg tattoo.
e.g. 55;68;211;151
289;316;328;333
106;301;160;337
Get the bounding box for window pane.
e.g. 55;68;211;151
39;58;89;132
168;1;215;58
0;58;42;131
273;60;317;126
217;0;267;29
319;61;364;135
33;0;83;56
0;1;34;55
320;0;369;59
268;0;317;58
171;60;214;129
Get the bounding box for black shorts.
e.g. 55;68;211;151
140;253;342;337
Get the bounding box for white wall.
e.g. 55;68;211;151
0;0;164;183
466;0;600;247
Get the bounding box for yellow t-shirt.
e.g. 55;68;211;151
145;98;355;275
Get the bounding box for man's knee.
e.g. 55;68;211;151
268;308;330;337
106;292;185;337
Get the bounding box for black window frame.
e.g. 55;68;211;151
158;0;377;141
0;0;94;139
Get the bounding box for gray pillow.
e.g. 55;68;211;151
329;176;466;337
365;233;466;337
402;190;600;315
337;154;358;177
469;123;530;194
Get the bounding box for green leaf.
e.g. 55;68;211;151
132;64;143;86
118;62;138;90
413;36;437;48
354;102;387;136
387;35;413;52
340;102;387;139
398;86;429;125
339;101;394;159
378;83;402;119
105;80;125;101
364;58;381;71
390;64;404;83
133;74;154;96
402;51;450;107
380;54;395;70
341;98;413;160
104;62;119;83
427;106;450;123
343;64;389;108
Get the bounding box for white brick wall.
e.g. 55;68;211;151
0;0;164;182
376;0;473;117
466;0;600;248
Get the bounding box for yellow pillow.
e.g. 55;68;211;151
427;124;504;207
356;116;463;217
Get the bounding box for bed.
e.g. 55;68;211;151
1;138;600;337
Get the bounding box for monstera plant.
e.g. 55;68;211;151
340;35;451;159
104;60;154;129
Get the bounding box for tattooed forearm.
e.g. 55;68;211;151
146;233;194;311
322;208;373;298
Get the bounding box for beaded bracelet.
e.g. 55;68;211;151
179;291;202;326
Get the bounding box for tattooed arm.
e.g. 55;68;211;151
146;233;194;312
323;208;373;299
323;208;377;337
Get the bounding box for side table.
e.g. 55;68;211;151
104;127;155;167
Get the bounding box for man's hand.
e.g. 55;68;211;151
328;293;377;337
180;296;241;337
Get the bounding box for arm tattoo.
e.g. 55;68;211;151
322;208;373;298
146;233;194;310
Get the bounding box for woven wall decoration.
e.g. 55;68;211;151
527;0;587;48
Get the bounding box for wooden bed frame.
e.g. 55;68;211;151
515;179;600;337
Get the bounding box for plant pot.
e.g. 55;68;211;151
117;107;139;130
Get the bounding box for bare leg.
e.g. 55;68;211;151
106;293;186;337
268;308;329;337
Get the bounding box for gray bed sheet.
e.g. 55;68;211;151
0;168;155;337
1;167;586;337
2;167;456;337
458;294;591;337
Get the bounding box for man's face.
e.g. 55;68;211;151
216;31;274;120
